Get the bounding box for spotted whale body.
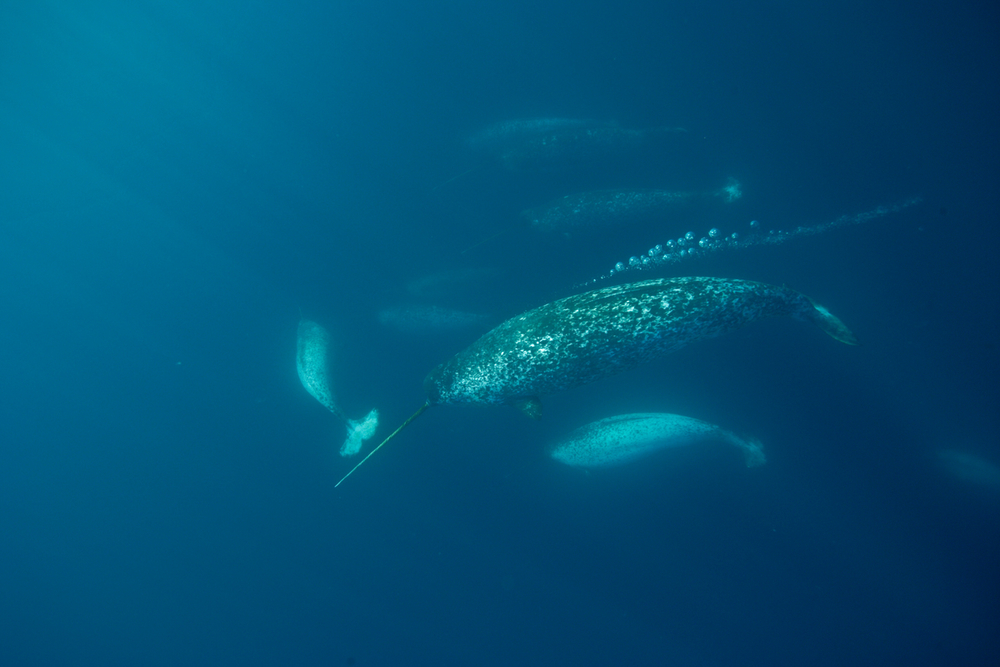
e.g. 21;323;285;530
424;277;857;413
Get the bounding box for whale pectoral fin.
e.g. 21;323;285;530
513;397;543;420
806;298;860;346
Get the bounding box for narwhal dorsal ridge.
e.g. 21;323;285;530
424;276;857;408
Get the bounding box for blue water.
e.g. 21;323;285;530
2;2;998;665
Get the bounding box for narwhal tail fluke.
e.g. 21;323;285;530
717;429;767;467
334;401;432;488
803;298;860;346
340;408;380;457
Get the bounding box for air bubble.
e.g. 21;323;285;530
595;198;921;284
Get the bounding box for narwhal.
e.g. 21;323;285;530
521;179;742;233
335;276;858;486
464;117;687;171
549;413;766;469
296;319;380;457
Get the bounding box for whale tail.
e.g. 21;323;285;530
802;298;859;345
737;435;767;468
718;429;767;467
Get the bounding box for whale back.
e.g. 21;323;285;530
424;277;832;408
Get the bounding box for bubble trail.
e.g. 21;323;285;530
583;197;922;286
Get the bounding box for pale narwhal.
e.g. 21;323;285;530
549;413;766;469
335;276;857;486
296;319;380;457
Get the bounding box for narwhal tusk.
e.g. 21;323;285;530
335;401;432;488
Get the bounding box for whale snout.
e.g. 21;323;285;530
423;364;447;404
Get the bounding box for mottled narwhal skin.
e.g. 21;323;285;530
296;319;340;416
424;277;857;408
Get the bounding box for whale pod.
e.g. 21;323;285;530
549;413;766;468
336;276;855;486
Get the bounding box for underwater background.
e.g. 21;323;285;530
1;1;998;665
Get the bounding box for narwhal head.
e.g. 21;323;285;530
423;363;449;405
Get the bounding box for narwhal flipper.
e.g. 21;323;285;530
802;298;859;346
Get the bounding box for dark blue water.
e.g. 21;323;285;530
2;2;998;665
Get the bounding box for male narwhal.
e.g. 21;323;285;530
335;276;857;486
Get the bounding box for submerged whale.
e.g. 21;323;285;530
424;276;856;414
378;303;490;335
466;118;686;171
336;277;857;485
465;118;615;153
296;319;380;457
522;180;742;233
549;413;766;468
